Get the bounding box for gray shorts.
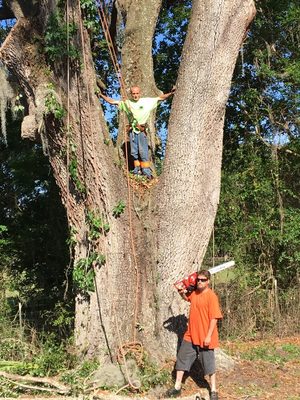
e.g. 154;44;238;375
176;339;216;375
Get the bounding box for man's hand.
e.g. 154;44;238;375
177;287;189;302
204;335;212;347
158;86;176;101
204;318;218;347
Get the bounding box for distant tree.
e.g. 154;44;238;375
211;0;300;287
0;113;71;332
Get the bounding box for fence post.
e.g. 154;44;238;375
18;301;23;339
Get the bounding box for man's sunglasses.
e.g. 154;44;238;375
197;278;208;282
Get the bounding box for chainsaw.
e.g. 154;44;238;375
174;261;235;293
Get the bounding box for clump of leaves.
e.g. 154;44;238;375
112;200;125;218
139;353;170;392
73;252;105;292
32;336;76;376
129;173;151;183
66;226;78;248
86;210;110;240
0;377;18;397
80;0;98;35
0;327;76;377
0;338;30;361
12;93;25;119
62;359;100;395
68;141;86;194
44;87;65;120
42;301;74;338
44;11;80;64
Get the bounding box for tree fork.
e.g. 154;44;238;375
114;0;163;157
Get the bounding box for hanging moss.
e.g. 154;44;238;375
0;66;14;145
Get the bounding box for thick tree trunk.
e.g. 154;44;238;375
157;0;255;352
0;0;148;360
156;0;256;354
0;0;255;362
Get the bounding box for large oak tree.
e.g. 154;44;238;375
0;0;255;360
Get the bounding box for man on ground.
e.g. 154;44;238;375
166;269;222;400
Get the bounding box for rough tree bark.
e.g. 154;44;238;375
0;0;255;361
156;0;256;354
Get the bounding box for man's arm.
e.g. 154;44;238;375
97;91;120;106
177;288;190;302
204;318;218;347
158;86;176;101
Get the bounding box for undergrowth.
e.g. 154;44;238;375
61;359;100;395
241;342;300;365
224;340;300;366
0;315;171;396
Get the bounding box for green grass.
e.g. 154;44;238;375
240;342;300;365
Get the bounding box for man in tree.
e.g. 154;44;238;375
98;85;175;179
166;270;222;399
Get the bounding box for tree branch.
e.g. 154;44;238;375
0;371;70;394
254;126;300;157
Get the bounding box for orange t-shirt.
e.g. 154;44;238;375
183;288;222;349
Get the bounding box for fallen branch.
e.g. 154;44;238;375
0;371;70;394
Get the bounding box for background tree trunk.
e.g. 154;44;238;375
0;0;255;361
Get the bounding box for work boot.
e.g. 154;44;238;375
165;387;181;398
132;166;141;175
141;167;152;179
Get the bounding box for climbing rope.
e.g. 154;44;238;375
66;0;71;236
96;0;142;343
212;225;215;269
116;341;144;366
66;0;71;217
100;213;141;392
63;0;78;300
71;0;142;392
96;1;127;97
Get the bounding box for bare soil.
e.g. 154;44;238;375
179;336;300;400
